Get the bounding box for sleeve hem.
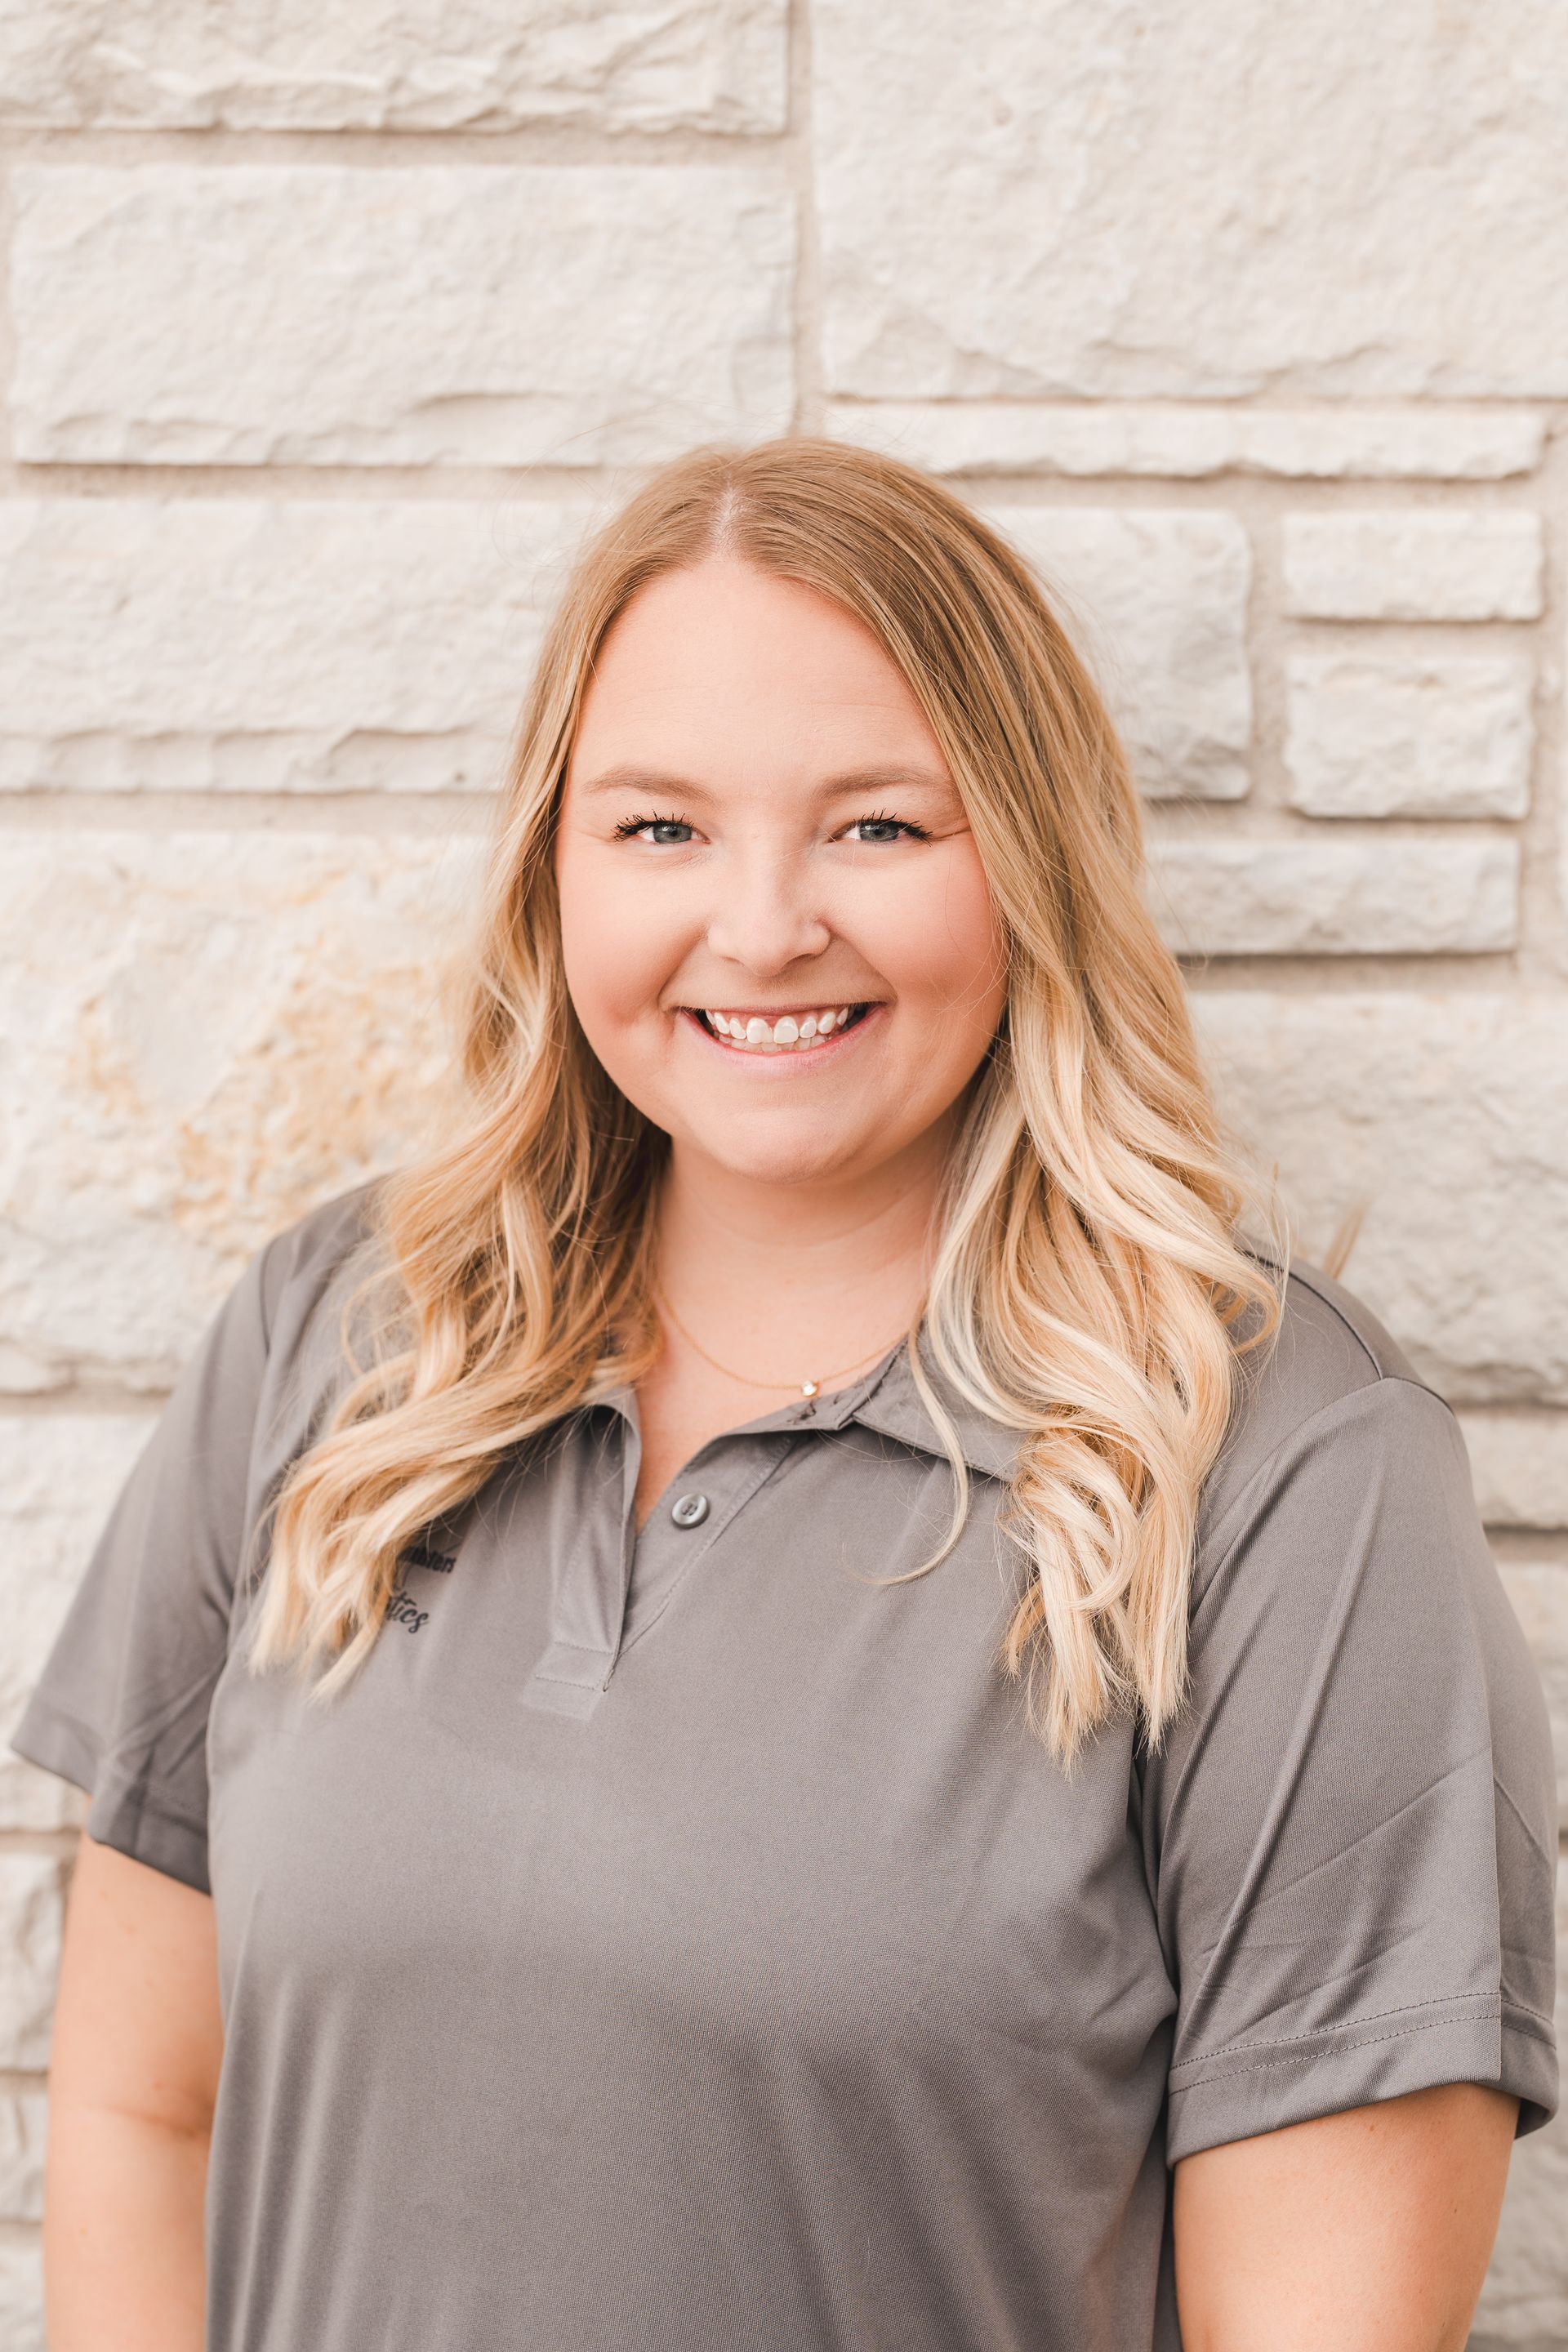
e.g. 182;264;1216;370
9;1695;211;1896
1166;2004;1558;2166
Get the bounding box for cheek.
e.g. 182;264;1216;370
556;845;684;1042
860;847;1006;1036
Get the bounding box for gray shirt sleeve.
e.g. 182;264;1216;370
1147;1374;1559;2163
8;1241;274;1895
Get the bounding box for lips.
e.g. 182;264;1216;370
692;1003;871;1054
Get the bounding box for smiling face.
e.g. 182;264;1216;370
554;558;1009;1195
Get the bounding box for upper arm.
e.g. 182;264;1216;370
1173;2082;1519;2352
51;1835;223;2136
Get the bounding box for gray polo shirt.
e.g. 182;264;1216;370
13;1187;1558;2352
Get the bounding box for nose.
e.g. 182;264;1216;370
703;847;832;979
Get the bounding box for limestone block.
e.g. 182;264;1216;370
0;831;479;1392
1462;1415;1568;1533
0;2094;47;2224
1193;993;1568;1403
1499;1563;1568;1828
829;404;1547;482
1285;653;1535;819
0;497;593;793
1152;836;1517;958
983;509;1251;799
1472;1862;1568;2347
12;166;795;466
814;0;1568;399
0;2241;42;2352
1282;513;1544;621
0;1417;154;1828
0;0;786;131
0;1858;65;2071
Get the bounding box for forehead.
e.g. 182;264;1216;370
565;559;949;793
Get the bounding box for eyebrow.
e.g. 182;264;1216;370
572;762;956;800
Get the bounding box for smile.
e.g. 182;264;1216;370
688;1003;872;1054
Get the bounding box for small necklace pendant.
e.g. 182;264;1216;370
800;1379;821;1398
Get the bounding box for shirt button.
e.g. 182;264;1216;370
670;1491;710;1529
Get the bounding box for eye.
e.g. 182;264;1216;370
841;813;932;845
614;813;696;846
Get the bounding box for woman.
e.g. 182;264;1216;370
16;440;1557;2351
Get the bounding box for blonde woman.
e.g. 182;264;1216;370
16;442;1557;2352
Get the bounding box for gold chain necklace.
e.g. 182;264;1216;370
655;1287;912;1400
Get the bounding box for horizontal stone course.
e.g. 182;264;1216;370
0;1416;154;1829
1194;992;1568;1404
1285;651;1535;819
0;497;590;794
12;165;795;466
829;403;1548;481
0;1858;65;2072
0;2094;47;2224
815;0;1568;399
1499;1562;1568;1829
1152;835;1518;957
1462;1414;1568;1532
1282;511;1544;621
0;2242;42;2352
983;507;1252;799
0;0;787;131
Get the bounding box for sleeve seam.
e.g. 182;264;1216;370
1170;2005;1502;2093
1178;1986;1541;2068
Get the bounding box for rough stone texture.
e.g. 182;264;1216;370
1472;1863;1568;2350
814;0;1568;399
829;403;1548;481
0;833;475;1392
983;509;1252;799
1282;512;1544;622
0;0;787;131
1499;1563;1568;1829
12;167;795;466
1152;836;1518;959
1193;994;1568;1405
0;1859;65;2072
0;2242;42;2352
1463;1415;1568;1533
1285;652;1535;819
0;1417;154;1829
0;497;590;793
0;2094;48;2224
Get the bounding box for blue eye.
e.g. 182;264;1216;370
845;814;929;844
616;815;695;845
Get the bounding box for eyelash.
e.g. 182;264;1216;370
612;809;933;844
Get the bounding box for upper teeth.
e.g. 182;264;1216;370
703;1005;858;1051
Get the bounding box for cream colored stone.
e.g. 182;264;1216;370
0;2094;47;2224
983;509;1251;799
13;167;795;466
0;1417;154;1828
1285;652;1535;819
0;832;479;1392
1463;1416;1568;1532
1282;512;1544;621
815;0;1568;399
1152;836;1517;957
829;403;1548;481
1499;1563;1568;1828
1194;993;1568;1402
1472;1862;1568;2347
0;0;786;131
0;1858;65;2071
0;497;591;793
0;2240;42;2352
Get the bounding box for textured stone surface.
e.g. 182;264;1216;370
1499;1562;1568;1827
0;2093;47;2224
829;403;1548;481
0;1858;65;2072
1282;512;1544;621
0;497;590;793
0;0;787;130
0;2242;42;2352
1463;1415;1568;1532
0;833;475;1391
0;1416;154;1828
1194;993;1568;1404
12;166;795;466
1472;1864;1568;2349
1285;652;1535;819
1152;837;1518;958
815;0;1568;399
984;509;1252;799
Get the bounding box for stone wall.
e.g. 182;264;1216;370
0;2;1564;2341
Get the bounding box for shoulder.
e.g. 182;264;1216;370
254;1178;392;1348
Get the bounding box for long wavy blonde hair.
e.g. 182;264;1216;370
249;437;1281;1766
